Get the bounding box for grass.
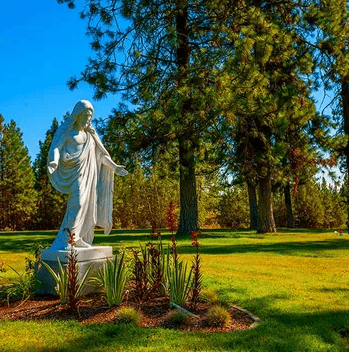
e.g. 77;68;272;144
1;228;349;351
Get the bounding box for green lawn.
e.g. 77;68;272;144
1;228;349;351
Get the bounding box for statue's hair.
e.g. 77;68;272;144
71;100;95;133
71;100;94;118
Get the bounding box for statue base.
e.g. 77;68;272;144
36;246;113;295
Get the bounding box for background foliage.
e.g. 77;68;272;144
0;112;345;231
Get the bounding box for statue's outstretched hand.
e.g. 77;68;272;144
103;155;128;176
114;166;128;176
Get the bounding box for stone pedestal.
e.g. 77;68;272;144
36;246;113;295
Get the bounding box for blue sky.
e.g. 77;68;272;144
0;0;121;161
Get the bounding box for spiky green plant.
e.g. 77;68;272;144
42;258;69;304
42;257;92;307
147;240;171;297
92;252;127;307
190;231;202;309
168;260;192;307
131;244;150;302
166;234;193;307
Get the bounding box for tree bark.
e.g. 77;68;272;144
177;136;199;235
247;181;259;230
175;1;199;235
342;79;349;230
257;172;276;233
284;183;295;228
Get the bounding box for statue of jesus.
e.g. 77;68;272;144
47;100;127;250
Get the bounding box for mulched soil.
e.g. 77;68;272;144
0;294;256;332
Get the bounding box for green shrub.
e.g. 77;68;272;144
200;288;220;305
206;305;230;327
2;265;41;303
166;310;188;327
115;307;141;326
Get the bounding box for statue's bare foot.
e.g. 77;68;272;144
75;239;92;248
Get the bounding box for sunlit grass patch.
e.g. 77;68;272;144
200;251;349;316
0;252;33;284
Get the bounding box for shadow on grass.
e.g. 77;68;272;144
1;229;346;258
93;232;229;247
10;309;349;352
317;287;349;293
0;230;229;253
177;239;349;257
277;228;337;234
0;232;55;253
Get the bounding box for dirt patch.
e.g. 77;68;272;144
0;294;257;332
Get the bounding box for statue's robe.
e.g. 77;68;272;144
47;123;114;250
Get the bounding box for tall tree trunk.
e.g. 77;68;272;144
175;1;199;235
284;183;295;228
342;79;349;230
247;181;258;230
257;172;276;233
177;136;198;235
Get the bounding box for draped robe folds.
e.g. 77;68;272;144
47;123;114;250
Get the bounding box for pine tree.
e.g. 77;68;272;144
33;118;67;229
305;1;349;225
217;184;250;229
0;117;37;230
56;0;232;235
56;0;332;234
218;1;321;232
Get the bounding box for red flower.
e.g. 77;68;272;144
68;233;76;246
190;231;200;247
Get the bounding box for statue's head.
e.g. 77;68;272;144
72;100;94;131
72;100;94;117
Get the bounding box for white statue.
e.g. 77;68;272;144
47;100;127;250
